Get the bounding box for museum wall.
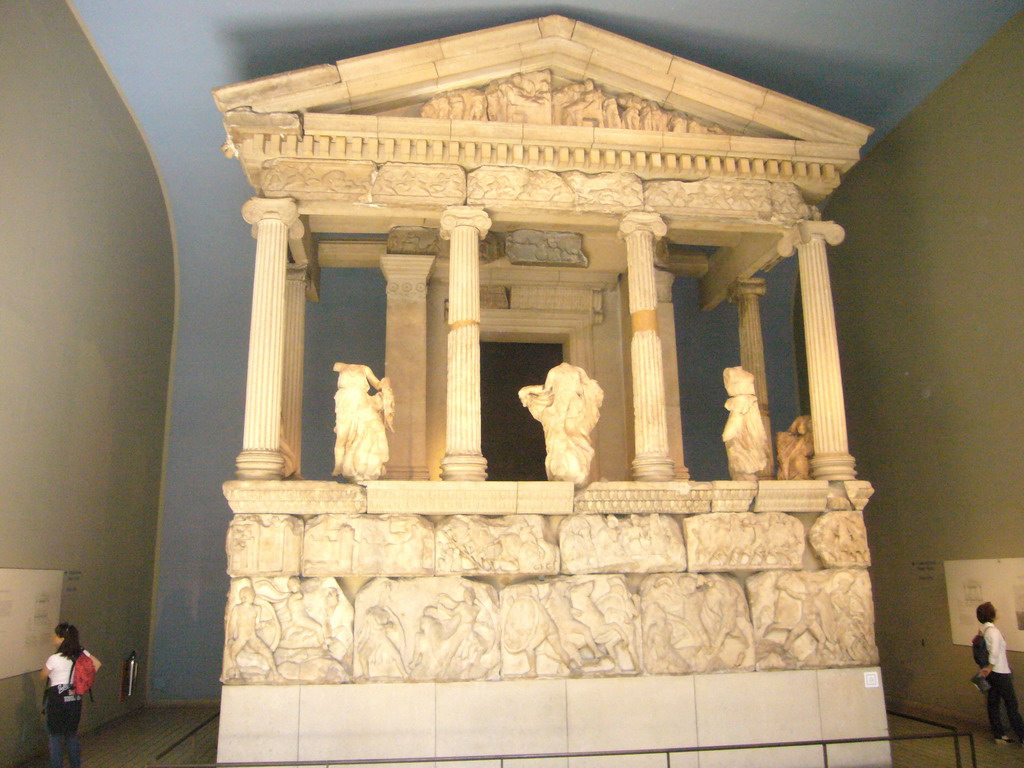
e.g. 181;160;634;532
824;11;1023;726
0;0;175;763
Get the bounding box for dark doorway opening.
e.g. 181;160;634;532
481;341;563;481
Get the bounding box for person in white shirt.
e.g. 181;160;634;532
977;602;1024;745
39;622;102;768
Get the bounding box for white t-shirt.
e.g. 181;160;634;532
982;623;1012;674
45;650;93;689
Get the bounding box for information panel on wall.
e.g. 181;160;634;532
944;558;1024;652
0;569;64;680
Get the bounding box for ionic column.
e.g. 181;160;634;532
619;212;675;482
728;278;774;478
281;263;307;478
779;222;856;480
655;270;690;480
236;197;301;479
381;253;435;481
439;207;491;481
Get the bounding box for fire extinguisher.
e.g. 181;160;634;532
120;650;138;701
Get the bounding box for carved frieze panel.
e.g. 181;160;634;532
222;576;353;685
645;179;774;219
226;514;303;577
500;575;640;679
353;576;501;683
302;514;434;577
770;182;814;222
420;87;488;121
684;512;804;571
387;226;441;255
224;480;366;515
371;163;466;206
261;159;374;201
506;229;588;267
574;481;712;515
563;171;644;212
809;511;871;568
747;569;879;670
639;573;755;675
435;515;559;576
467;166;574;209
485;71;552;124
559;514;686;574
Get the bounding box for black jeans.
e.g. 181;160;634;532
986;671;1024;739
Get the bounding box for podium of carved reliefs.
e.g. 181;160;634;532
559;514;686;574
684;512;804;571
777;415;814;480
722;367;769;481
519;363;603;488
501;575;639;678
747;569;879;670
640;573;755;675
332;363;394;484
809;511;871;568
353;577;500;682
222;576;354;684
435;515;558;576
226;514;302;577
303;515;434;577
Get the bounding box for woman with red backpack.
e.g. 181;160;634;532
40;622;102;768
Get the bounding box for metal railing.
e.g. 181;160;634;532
150;727;978;768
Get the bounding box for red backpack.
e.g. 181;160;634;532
71;653;96;697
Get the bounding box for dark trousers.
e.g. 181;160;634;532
986;671;1024;739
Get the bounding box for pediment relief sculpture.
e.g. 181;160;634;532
423;70;730;136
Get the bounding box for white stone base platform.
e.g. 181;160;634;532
218;667;890;768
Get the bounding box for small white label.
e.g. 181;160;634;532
864;671;880;688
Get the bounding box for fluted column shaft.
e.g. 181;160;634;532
439;207;491;481
786;222;856;480
236;197;300;479
655;270;690;480
619;212;675;482
729;278;773;477
281;264;307;478
381;253;435;481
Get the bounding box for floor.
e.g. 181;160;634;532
12;706;1022;767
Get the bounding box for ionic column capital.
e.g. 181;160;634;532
728;277;767;303
618;212;668;241
242;197;303;238
439;206;491;240
777;221;845;258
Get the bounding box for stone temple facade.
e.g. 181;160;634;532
213;16;888;767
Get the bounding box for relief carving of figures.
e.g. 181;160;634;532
684;512;805;571
261;159;374;201
747;569;879;670
387;226;441;256
553;79;621;128
519;363;603;487
722;366;769;481
505;230;588;268
485;71;552;124
776;415;814;480
770;182;813;221
353;577;500;682
645;180;773;219
435;515;558;576
303;515;434;577
222;576;354;684
500;575;639;679
226;514;302;577
639;573;754;675
371;163;466;206
421;88;487;121
563;171;644;212
467;166;574;208
559;514;686;574
809;511;871;568
332;363;394;484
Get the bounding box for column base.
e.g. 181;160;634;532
235;449;285;480
440;453;487;482
811;452;857;482
631;454;675;482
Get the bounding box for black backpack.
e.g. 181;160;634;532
972;631;989;668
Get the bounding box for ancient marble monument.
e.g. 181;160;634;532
213;15;886;768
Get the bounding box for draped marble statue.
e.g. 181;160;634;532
776;415;814;480
721;366;769;481
519;363;603;487
332;363;394;484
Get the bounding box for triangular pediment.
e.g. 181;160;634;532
213;15;871;147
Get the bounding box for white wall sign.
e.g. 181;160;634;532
0;569;65;680
944;558;1024;652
